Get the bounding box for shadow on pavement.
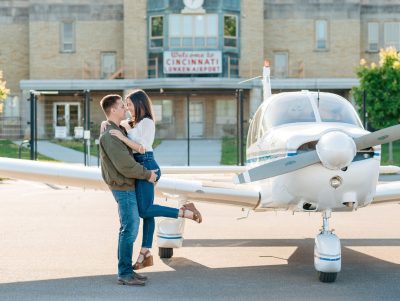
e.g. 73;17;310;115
1;238;399;301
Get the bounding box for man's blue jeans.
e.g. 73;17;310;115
134;152;179;248
111;189;140;278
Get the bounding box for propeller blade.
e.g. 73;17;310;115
354;124;400;150
234;151;320;184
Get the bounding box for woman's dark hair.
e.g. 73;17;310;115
125;89;154;126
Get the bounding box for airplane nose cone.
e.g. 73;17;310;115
316;131;356;170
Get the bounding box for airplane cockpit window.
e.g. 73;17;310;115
248;105;265;146
263;94;316;129
316;94;362;127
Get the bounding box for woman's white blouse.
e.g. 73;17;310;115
127;118;155;152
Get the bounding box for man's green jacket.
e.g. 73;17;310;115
100;121;151;190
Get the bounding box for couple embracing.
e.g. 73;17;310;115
99;90;202;286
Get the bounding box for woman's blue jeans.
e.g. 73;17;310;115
134;152;179;248
111;189;139;278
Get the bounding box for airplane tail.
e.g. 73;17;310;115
262;60;272;102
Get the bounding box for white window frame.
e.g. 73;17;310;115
149;15;164;48
384;22;400;50
223;14;238;48
100;52;117;79
2;95;19;117
216;99;236;125
60;21;75;53
153;99;173;124
168;14;218;48
315;19;328;50
367;22;379;52
274;51;289;78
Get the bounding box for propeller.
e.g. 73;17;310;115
353;124;400;150
234;124;400;184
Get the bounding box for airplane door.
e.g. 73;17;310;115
189;101;204;138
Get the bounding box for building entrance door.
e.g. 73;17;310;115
189;101;204;138
53;102;81;138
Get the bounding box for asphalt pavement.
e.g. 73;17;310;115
13;139;222;166
0;179;399;300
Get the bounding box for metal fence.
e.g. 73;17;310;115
0;117;23;139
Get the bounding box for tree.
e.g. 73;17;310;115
352;47;400;162
0;71;10;114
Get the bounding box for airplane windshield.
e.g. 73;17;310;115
315;94;362;126
263;94;316;129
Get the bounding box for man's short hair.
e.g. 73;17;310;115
100;94;121;116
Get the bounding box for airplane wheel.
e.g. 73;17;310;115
159;247;173;259
318;272;337;283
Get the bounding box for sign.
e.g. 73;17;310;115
163;51;222;74
55;126;67;139
74;126;84;139
84;130;91;139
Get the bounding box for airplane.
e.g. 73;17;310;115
1;61;400;283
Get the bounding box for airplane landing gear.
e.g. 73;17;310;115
156;201;187;260
314;209;341;283
159;247;173;258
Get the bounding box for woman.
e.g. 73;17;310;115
104;89;202;270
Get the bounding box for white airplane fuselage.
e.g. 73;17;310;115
245;97;380;212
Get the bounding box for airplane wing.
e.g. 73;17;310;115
0;158;260;209
379;165;400;174
0;157;108;190
161;166;246;174
372;182;400;205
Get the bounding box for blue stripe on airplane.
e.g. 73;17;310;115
157;235;182;240
316;256;341;262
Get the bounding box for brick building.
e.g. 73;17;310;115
0;0;399;139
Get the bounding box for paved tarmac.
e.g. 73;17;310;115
155;139;222;166
14;140;99;166
0;179;399;300
14;139;222;166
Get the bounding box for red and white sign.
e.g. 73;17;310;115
163;51;222;74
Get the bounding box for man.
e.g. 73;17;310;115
99;94;157;286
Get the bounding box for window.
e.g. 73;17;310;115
316;94;362;127
153;99;173;123
224;15;238;47
216;99;236;124
2;95;19;117
274;52;288;78
249;106;265;145
168;14;218;48
315;20;328;50
367;22;379;52
101;52;116;79
384;22;400;50
150;16;163;48
263;94;316;129
60;21;75;52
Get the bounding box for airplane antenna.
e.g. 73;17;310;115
317;89;320;107
262;60;272;101
238;75;262;85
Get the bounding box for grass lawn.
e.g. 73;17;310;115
220;137;239;165
50;139;99;157
0;139;56;161
381;141;400;166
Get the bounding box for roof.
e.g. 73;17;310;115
20;77;360;91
